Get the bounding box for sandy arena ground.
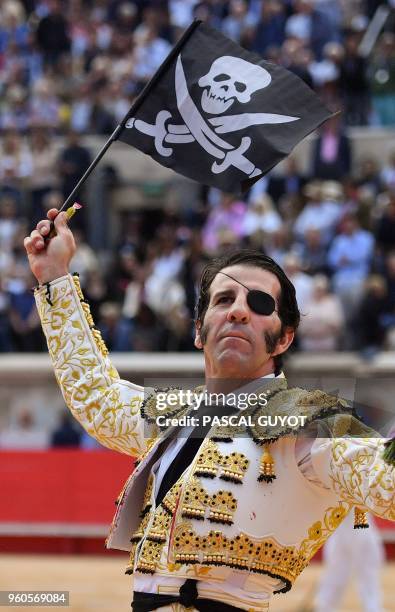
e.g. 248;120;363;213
0;555;395;611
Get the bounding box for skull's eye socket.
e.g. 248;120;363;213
213;73;230;82
235;81;247;93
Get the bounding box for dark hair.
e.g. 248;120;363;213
195;250;300;371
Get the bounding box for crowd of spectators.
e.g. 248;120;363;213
1;0;395;360
1;131;395;357
1;0;395;133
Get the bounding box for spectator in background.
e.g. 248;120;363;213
380;149;395;192
0;1;29;55
285;0;340;61
97;301;133;351
382;251;395;333
133;25;172;92
355;275;388;356
29;77;60;128
1;84;30;132
369;32;395;126
202;192;247;254
328;214;375;346
0;408;48;449
7;268;45;352
283;252;314;313
242;193;283;243
58;130;91;228
249;0;286;56
294;181;341;247
130;301;169;352
376;194;395;256
0;130;32;202
35;0;71;67
84;269;110;322
312;114;352;181
28;127;58;226
221;0;255;44
69;229;99;286
355;156;382;198
266;155;306;204
51;410;81;447
295;228;328;275
0;281;12;352
0;193;21;255
298;274;344;351
339;32;370;126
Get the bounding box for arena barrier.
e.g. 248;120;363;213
1;449;394;557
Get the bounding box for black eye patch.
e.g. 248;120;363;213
247;290;276;315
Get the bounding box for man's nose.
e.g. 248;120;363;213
226;295;250;323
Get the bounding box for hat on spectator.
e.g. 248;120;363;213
321;181;344;201
303;181;322;200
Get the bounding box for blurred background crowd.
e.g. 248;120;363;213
1;0;395;365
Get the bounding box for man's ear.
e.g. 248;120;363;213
194;320;203;350
271;327;294;357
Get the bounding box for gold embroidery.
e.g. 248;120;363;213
194;440;249;484
182;477;210;520
71;274;109;358
330;439;395;521
181;477;237;525
35;275;151;457
194;440;221;478
354;506;369;529
141;474;154;516
134;482;182;574
257;445;276;483
171;501;351;594
136;508;173;573
219;450;250;484
162;481;182;515
299;502;350;560
208;490;237;525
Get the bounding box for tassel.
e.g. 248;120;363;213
258;444;276;483
354;507;369;529
383;438;395;466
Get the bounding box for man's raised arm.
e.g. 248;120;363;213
24;209;151;457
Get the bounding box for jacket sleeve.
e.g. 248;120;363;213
310;414;395;521
34;273;156;457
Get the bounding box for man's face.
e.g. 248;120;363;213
195;264;294;379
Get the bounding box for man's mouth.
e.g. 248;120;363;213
220;333;250;343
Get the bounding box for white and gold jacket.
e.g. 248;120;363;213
35;274;395;598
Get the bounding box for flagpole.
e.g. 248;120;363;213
59;20;202;213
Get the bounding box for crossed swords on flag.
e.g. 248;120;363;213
125;56;299;179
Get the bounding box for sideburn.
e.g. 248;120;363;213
199;321;209;345
264;328;283;354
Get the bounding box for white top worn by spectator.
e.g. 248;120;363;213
283;253;314;313
133;32;172;82
242;195;283;237
298;274;344;351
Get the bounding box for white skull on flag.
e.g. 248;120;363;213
198;56;272;115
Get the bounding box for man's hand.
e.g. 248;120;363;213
24;208;76;284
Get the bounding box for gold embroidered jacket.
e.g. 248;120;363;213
34;274;395;596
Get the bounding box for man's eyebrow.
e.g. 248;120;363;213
211;288;235;300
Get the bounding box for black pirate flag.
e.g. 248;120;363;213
118;21;332;192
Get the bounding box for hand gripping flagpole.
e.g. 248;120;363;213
56;20;202;216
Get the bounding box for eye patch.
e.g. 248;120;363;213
218;272;277;316
247;290;276;315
